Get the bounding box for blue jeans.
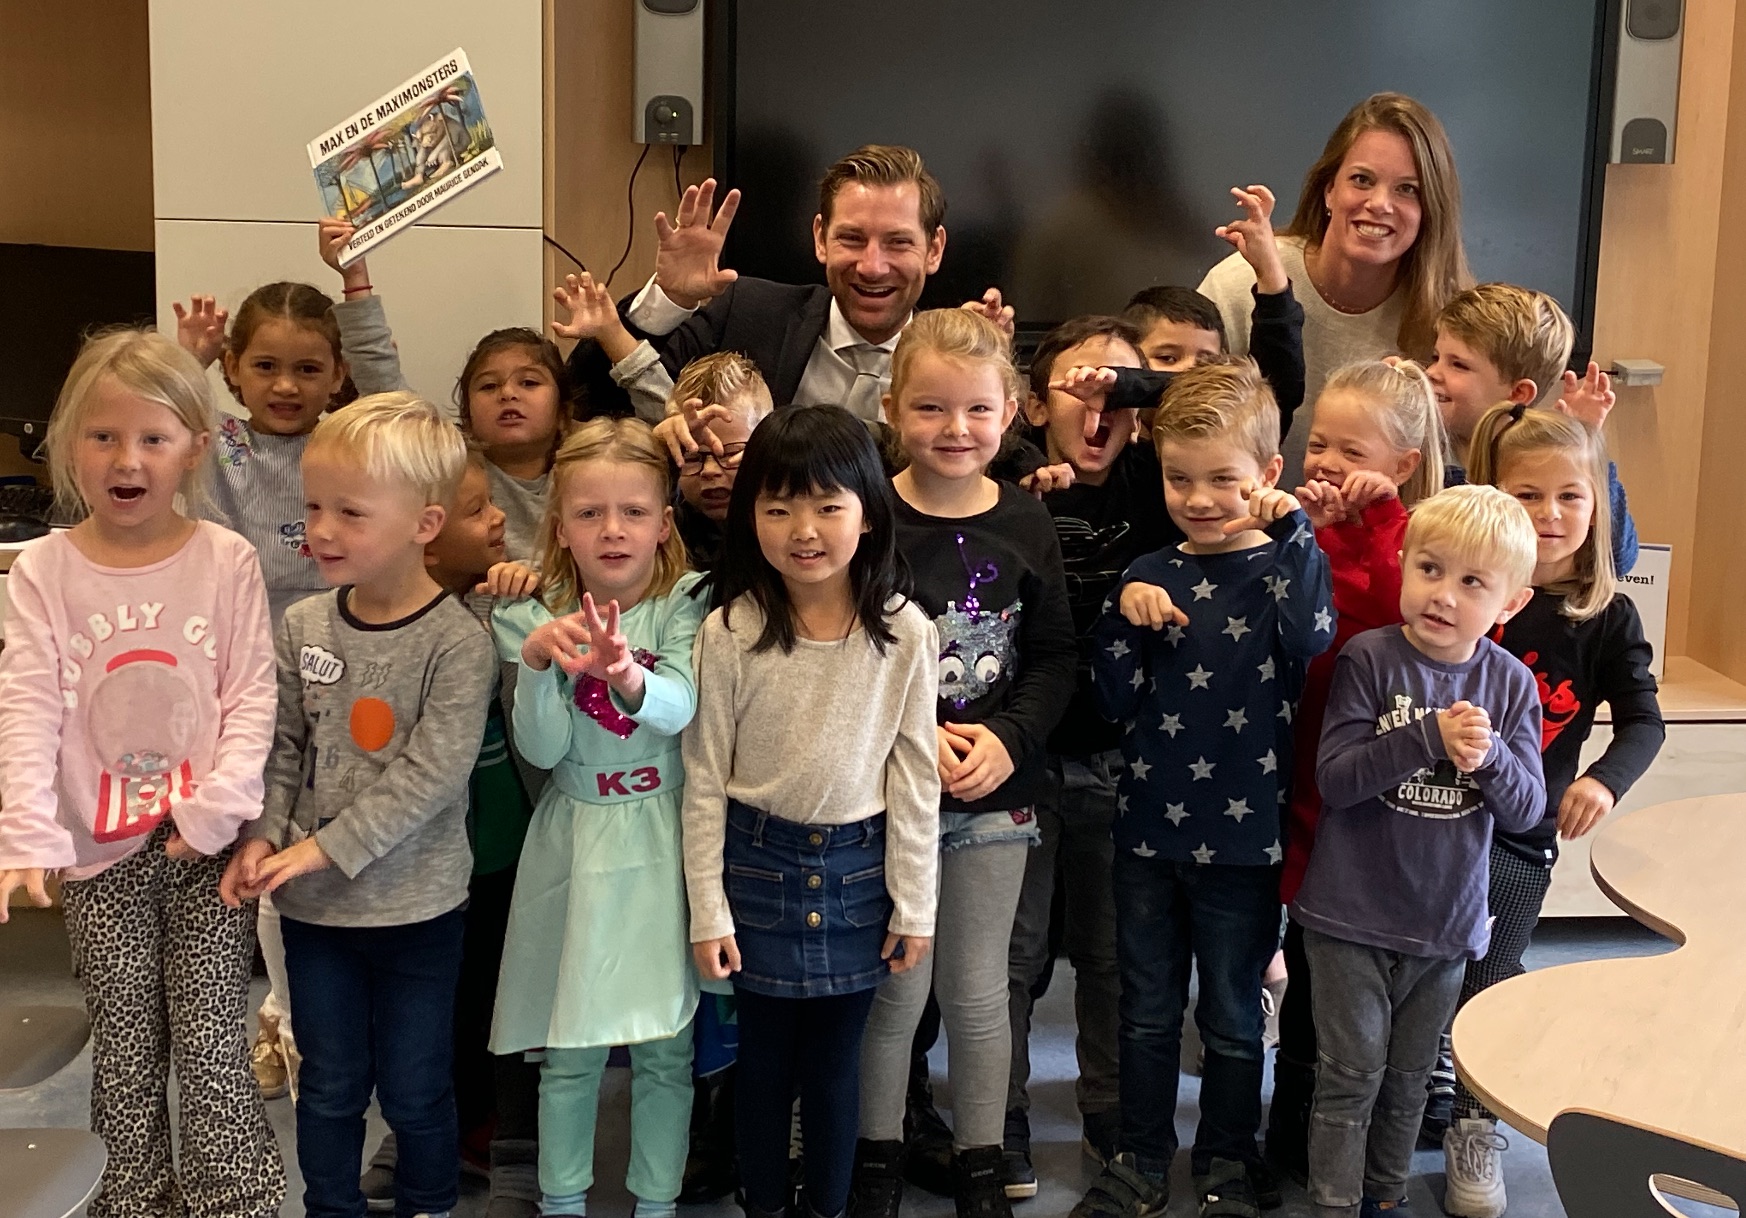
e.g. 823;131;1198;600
1113;853;1281;1175
282;909;466;1218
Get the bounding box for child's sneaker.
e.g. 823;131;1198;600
1442;1118;1508;1218
1358;1199;1410;1217
1193;1158;1259;1218
954;1145;1013;1218
1081;1109;1121;1166
361;1133;397;1213
1069;1153;1168;1218
1002;1108;1037;1200
249;1020;288;1100
848;1138;907;1218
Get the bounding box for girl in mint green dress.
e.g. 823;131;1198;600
489;418;705;1218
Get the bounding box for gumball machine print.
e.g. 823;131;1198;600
87;649;208;843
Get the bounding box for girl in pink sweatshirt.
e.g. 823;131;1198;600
0;329;285;1218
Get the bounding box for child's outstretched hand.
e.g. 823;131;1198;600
1018;462;1076;497
1295;480;1348;530
316;217;372;296
557;595;646;710
940;722;1016;802
654;397;735;467
1556;361;1615;431
960;288;1016;338
882;933;932;975
1339;470;1400;515
1223;484;1298;535
1120;581;1189;630
693;936;742;980
1438;700;1494;773
1048;366;1124;442
1557;775;1616;840
1216;184;1288;295
172;295;229;368
251;836;332;894
552;272;638;362
219;838;278;907
0;868;51;924
478;562;541;601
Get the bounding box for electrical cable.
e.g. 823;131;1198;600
542;233;587;273
604;143;653;290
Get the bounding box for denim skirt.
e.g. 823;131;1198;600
724;800;893;999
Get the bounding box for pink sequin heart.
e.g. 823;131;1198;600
572;648;660;739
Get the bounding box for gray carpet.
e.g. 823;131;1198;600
0;909;1677;1218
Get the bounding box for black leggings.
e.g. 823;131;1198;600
1278;917;1316;1070
734;986;879;1217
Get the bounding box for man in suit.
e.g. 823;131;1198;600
569;144;1011;424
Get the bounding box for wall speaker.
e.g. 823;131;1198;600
1610;0;1682;163
634;0;704;145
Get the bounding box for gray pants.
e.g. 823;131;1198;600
860;838;1031;1148
1007;753;1121;1118
1303;927;1464;1218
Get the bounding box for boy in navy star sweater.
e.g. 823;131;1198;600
1087;360;1334;1215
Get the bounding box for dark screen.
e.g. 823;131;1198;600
716;0;1610;350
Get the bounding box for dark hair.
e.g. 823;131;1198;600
818;144;946;238
453;327;579;450
715;405;908;655
225;281;355;406
1121;286;1227;349
1026;315;1143;402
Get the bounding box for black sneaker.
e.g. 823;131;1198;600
955;1145;1013;1218
904;1090;956;1196
1069;1152;1168;1218
1081;1109;1121;1166
1002;1109;1037;1201
1194;1158;1260;1218
361;1133;397;1213
1419;1034;1456;1148
848;1138;906;1218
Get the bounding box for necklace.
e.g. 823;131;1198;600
1305;243;1393;316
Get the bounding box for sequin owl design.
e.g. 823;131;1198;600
573;648;661;739
936;601;1022;709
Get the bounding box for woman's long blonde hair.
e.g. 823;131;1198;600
1318;358;1448;507
1284;93;1474;360
45;328;218;520
1466;403;1615;621
539;417;689;613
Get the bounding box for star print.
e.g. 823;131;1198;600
1257;657;1275;682
1186;664;1213;690
1191;843;1216;865
1165;623;1185;646
1189;756;1215;781
1191;578;1217;601
1265;840;1284;864
1258;749;1277;774
1107;639;1130;659
1271;577;1292;603
1130;670;1145;689
1290;519;1312;547
1278;700;1294;723
1223;616;1251;642
1159;713;1183;737
1129;758;1152;781
1164;802;1188;826
1133;841;1158;857
1117;794;1129;814
1314;607;1334;633
1224;798;1253;822
1225;708;1248;732
1169;558;1184;567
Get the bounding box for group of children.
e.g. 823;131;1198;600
0;186;1662;1218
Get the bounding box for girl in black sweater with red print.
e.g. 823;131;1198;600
1438;402;1665;1218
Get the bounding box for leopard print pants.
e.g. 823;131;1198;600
61;824;286;1218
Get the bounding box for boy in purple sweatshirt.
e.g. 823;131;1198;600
1290;485;1544;1218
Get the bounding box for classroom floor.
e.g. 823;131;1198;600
0;910;1679;1218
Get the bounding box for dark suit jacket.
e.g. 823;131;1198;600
568;277;834;418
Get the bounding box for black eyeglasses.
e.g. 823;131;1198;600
678;443;747;476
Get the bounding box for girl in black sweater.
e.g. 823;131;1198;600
1438;403;1665;1218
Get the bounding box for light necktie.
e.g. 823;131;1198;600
842;343;888;422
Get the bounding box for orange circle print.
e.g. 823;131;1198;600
349;697;397;752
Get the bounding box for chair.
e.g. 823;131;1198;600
0;1007;91;1092
1549;1109;1746;1217
0;1128;106;1218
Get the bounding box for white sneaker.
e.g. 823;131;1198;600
1443;1117;1508;1217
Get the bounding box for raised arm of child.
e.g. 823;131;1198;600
172;295;230;369
318;218;413;396
1217;185;1307;433
1247;500;1336;662
553;272;674;424
1556;362;1639;574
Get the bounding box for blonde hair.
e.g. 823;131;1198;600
1284;93;1474;359
1437;283;1575;405
1318;359;1448;506
540;417;689;613
890;308;1023;405
1404;484;1538;592
45;328;218;520
1466;403;1615;620
1151;357;1280;468
667;351;773;425
303;391;467;506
